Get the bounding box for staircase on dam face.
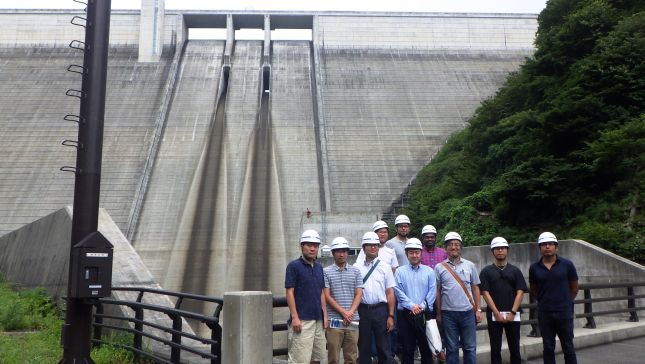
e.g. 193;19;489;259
0;46;170;237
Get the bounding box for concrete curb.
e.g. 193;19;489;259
477;321;645;364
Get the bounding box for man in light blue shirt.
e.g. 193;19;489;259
394;238;436;364
435;232;482;364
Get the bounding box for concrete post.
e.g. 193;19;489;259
263;14;271;65
224;14;234;66
222;291;273;364
138;0;165;62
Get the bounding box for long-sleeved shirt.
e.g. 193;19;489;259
394;263;436;312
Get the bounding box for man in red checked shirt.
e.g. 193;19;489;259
419;225;447;268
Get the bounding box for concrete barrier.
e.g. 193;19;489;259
223;291;273;364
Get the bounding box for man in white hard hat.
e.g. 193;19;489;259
529;232;579;364
354;231;396;364
386;215;411;267
479;237;527;364
285;229;328;364
356;220;399;272
434;232;481;364
394;238;436;364
420;225;447;268
324;237;364;364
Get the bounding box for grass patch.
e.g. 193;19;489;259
0;275;149;363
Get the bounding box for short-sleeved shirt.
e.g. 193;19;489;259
324;263;364;321
386;237;408;266
355;245;399;269
285;257;325;321
394;264;436;311
529;256;578;313
479;263;527;313
421;246;448;268
354;259;395;305
435;258;481;312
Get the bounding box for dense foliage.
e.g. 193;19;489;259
402;0;644;262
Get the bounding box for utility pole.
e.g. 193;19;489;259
59;0;112;362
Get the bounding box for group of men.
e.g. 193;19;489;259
285;215;579;364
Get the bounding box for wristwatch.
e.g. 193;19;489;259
510;310;517;315
388;314;394;318
476;309;482;312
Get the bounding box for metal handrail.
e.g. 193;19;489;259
92;282;645;361
93;287;223;363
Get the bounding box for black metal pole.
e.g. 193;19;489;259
60;0;111;362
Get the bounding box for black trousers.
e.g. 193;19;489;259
486;312;521;364
538;311;577;364
397;309;434;364
358;303;392;364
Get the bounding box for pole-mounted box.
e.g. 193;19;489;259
69;231;114;298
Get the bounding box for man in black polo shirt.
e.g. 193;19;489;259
480;237;527;364
529;232;579;364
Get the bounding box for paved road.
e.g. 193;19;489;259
525;335;645;364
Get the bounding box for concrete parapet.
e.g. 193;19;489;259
223;291;273;364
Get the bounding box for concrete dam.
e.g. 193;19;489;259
0;9;537;297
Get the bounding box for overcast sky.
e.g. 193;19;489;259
0;0;548;14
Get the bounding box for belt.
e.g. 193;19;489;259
360;302;387;309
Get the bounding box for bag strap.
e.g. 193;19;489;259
441;262;476;310
363;259;381;283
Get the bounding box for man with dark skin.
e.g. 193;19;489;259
529;232;579;364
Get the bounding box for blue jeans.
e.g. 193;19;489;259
442;310;476;364
538;311;577;364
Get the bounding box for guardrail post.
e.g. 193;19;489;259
207;315;222;364
93;303;103;348
133;306;144;361
223;291;273;363
528;293;540;337
170;313;182;363
627;286;639;322
583;288;596;328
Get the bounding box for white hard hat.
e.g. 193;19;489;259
444;231;462;243
372;220;389;232
300;229;321;244
361;231;380;246
405;238;423;250
330;237;350;251
421;225;437;236
395;215;411;226
490;237;509;250
538;232;558;245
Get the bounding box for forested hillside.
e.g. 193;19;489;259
402;0;644;262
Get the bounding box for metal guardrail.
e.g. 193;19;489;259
92;287;223;364
90;281;645;361
271;281;645;357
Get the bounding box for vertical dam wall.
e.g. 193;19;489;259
0;10;536;297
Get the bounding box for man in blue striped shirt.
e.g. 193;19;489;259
324;237;364;364
394;238;437;364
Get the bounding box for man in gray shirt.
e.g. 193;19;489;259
324;237;364;364
435;232;482;364
386;214;411;267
